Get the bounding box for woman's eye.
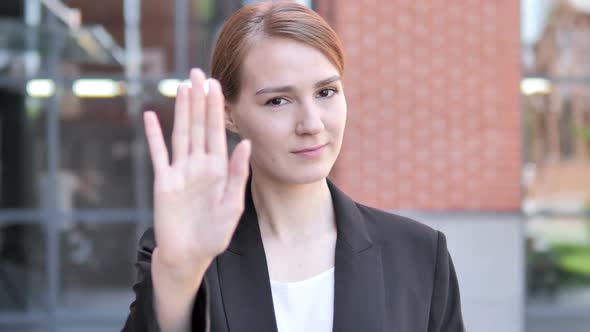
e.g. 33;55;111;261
265;97;287;106
317;88;337;98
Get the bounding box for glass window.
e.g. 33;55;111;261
0;89;45;209
58;221;136;322
0;222;46;312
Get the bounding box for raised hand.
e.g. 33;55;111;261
143;69;250;331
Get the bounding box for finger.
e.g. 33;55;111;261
206;79;228;158
144;111;170;175
171;84;190;164
189;68;206;155
222;139;251;208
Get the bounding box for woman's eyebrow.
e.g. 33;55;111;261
254;75;341;95
314;75;341;88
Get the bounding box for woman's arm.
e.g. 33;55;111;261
123;68;251;332
121;229;210;332
428;231;466;332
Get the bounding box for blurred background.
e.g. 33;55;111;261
0;0;588;331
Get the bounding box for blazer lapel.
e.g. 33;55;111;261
216;179;278;332
216;178;385;332
328;179;385;332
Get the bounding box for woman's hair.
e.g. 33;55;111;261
211;0;344;103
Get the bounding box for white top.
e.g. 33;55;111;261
270;267;335;332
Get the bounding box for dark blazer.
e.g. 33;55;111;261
122;178;465;332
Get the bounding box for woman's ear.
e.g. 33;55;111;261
224;103;240;134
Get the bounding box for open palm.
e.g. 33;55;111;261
144;69;251;277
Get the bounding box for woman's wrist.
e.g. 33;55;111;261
151;247;212;288
151;249;211;332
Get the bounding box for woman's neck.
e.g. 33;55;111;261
250;171;336;243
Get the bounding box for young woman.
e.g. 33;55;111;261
123;2;464;332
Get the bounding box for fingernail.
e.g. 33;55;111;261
203;79;210;95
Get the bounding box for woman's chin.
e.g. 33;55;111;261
278;164;333;185
252;157;336;185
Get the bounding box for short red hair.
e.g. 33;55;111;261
211;0;345;103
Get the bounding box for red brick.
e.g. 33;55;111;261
327;0;521;211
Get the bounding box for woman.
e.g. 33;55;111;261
123;1;465;331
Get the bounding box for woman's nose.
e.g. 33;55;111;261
295;102;325;135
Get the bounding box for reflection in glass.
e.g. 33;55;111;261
58;97;137;209
0;223;46;312
0;89;44;209
58;222;135;318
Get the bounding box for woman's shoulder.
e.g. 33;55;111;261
137;227;156;252
354;202;440;249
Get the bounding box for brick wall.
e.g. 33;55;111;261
320;0;521;211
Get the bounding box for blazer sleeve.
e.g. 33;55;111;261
428;231;466;332
121;228;211;332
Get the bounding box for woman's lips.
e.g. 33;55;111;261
292;143;328;157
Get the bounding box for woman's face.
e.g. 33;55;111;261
226;36;347;185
